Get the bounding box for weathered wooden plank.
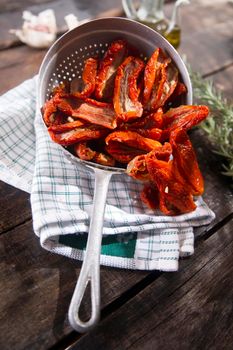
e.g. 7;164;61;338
180;19;233;75
0;221;148;350
210;64;233;102
0;45;45;94
0;0;53;12
179;0;232;38
69;219;233;350
0;182;31;234
165;1;233;75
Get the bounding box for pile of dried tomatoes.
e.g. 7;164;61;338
43;39;209;215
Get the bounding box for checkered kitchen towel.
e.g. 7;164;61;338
0;77;215;271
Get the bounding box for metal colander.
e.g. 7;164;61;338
38;17;192;334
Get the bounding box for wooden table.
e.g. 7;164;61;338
0;1;233;349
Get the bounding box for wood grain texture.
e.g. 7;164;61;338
0;221;149;350
69;219;233;350
211;64;233;102
0;182;31;234
167;0;233;74
180;0;232;36
0;0;53;12
180;19;233;75
0;45;45;94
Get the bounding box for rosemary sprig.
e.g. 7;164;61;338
189;69;233;179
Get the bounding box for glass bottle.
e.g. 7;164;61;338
122;0;189;49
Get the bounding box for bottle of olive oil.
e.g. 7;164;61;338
164;25;181;50
122;0;189;50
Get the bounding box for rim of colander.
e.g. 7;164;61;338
38;17;192;107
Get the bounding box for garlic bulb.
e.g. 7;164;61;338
10;9;57;49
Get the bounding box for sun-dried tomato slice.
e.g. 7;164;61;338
113;56;144;121
106;142;146;164
126;154;149;181
42;98;57;126
94;152;116;167
74;142;96;161
70;57;98;98
146;148;196;215
122;108;163;130
156;62;178;109
48;120;85;132
120;108;164;141
163;105;209;128
53;95;118;129
74;142;115;166
143;48;174;111
135;128;163;141
143;48;160;106
95;40;128;100
106;131;161;153
167;81;187;105
140;184;160;210
49;125;108;146
106;131;161;163
170;128;204;195
161;105;209;141
159;179;196;215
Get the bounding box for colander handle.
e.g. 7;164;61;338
68;168;112;333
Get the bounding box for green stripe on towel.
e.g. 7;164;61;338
59;233;137;258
